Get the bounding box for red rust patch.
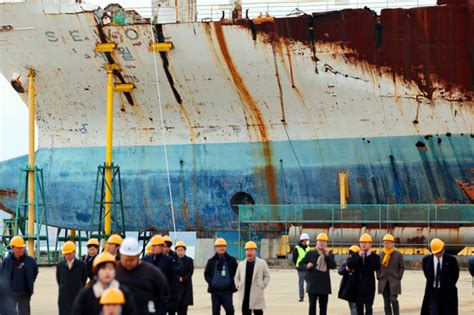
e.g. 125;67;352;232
214;23;279;204
237;2;473;100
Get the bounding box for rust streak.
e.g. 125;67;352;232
214;23;278;204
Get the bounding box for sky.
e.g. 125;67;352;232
0;0;436;161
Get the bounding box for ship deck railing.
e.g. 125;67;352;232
237;204;474;225
117;0;437;22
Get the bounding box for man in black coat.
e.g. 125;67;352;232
175;241;194;315
116;237;168;315
347;233;380;315
421;238;459;315
82;238;99;282
1;236;38;315
143;235;177;315
163;235;182;315
204;238;238;315
56;241;88;315
299;233;337;315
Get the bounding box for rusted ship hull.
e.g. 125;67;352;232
0;1;473;231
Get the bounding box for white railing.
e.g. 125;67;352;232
125;0;437;22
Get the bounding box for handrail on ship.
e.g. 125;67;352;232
121;0;437;22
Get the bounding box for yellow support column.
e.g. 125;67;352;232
104;67;114;239
339;171;349;209
70;229;76;244
27;69;35;257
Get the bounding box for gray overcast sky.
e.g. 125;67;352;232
0;0;435;161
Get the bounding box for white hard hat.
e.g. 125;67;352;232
119;237;140;256
300;233;310;241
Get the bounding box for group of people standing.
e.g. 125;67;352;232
0;231;462;315
293;232;460;315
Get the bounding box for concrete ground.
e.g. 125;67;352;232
32;267;473;314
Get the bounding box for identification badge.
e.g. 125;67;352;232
221;268;226;277
148;301;156;313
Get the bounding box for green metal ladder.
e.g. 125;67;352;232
89;163;126;242
12;167;51;264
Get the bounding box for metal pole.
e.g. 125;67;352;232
27;69;35;257
104;69;114;239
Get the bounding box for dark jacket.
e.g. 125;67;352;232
1;253;38;295
347;251;380;305
71;281;137;315
56;259;88;315
116;261;168;315
292;241;309;271
338;258;358;302
82;254;97;282
421;253;459;315
143;253;176;314
377;250;405;295
204;253;238;293
299;249;337;295
176;255;194;307
0;279;16;315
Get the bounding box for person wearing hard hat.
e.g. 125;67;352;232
420;238;459;315
175;241;194;315
338;245;360;315
100;287;127;315
83;238;100;282
204;238;238;315
145;243;152;256
0;235;38;315
299;233;336;315
143;235;176;315
346;233;380;315
57;241;88;315
235;241;270;315
291;232;311;302
377;234;405;315
107;234;123;261
72;252;137;315
162;235;181;315
116;237;168;315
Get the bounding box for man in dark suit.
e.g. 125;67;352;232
421;238;459;315
1;236;38;315
56;241;87;315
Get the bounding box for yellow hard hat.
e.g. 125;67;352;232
145;243;152;254
9;236;25;248
430;238;445;254
163;235;173;244
317;233;329;241
107;234;123;246
383;234;395;242
62;241;76;254
244;241;257;250
100;287;125;305
359;233;373;243
150;235;164;246
175;241;187;249
214;238;227;247
87;238;100;247
92;252;117;273
349;245;360;253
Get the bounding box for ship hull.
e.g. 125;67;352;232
1;133;471;230
0;1;473;231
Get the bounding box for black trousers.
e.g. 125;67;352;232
13;292;31;315
382;282;399;315
176;305;188;315
308;294;328;315
211;291;234;315
242;308;263;315
356;303;373;315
